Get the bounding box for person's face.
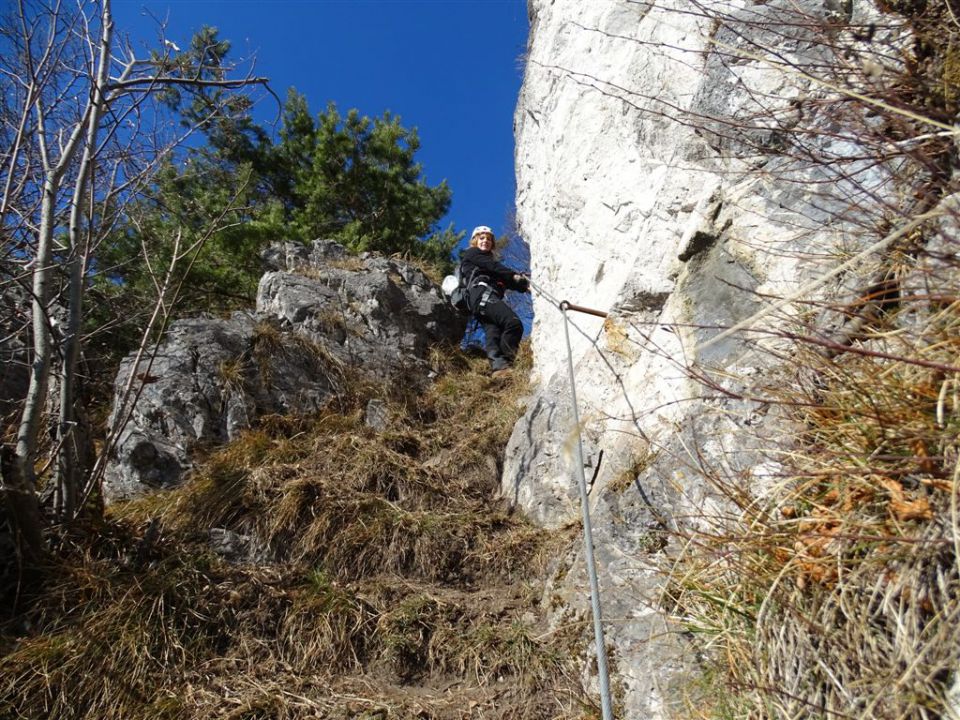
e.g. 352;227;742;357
476;233;494;252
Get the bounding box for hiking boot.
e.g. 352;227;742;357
490;358;511;374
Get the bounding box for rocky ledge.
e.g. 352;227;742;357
103;240;464;501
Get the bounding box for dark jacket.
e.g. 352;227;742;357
459;247;528;313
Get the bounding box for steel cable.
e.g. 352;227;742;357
526;275;614;720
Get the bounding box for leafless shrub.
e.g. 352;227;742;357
0;0;269;562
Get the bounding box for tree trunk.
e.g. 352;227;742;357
15;175;58;493
57;0;113;520
1;446;46;567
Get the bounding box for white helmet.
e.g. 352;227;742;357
471;225;494;239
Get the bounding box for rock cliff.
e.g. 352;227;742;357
103;240;464;500
507;0;949;716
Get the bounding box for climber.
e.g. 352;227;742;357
459;225;530;374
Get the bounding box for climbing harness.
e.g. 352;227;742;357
528;277;613;720
474;281;497;316
442;263;501;317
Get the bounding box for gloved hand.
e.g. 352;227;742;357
515;275;530;293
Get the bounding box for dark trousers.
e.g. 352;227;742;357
478;299;523;369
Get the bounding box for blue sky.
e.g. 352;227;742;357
111;0;530;242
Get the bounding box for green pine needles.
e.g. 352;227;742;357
99;76;462;325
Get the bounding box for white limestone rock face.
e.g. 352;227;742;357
509;0;907;716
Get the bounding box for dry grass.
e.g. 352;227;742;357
251;319;346;387
665;251;960;717
1;342;587;719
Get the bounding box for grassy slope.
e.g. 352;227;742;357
0;347;595;720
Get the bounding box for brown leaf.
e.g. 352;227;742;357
913;438;936;475
920;477;953;492
890;497;932;521
878;477;904;499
